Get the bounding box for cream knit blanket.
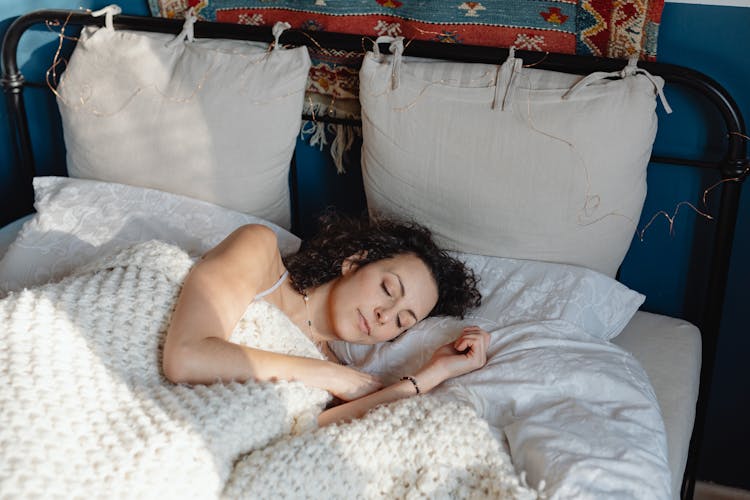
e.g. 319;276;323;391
0;241;537;499
226;395;539;499
0;241;329;498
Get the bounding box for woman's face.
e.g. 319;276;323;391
328;253;438;344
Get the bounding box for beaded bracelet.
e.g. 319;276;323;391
400;375;421;395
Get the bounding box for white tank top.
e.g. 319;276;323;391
253;270;289;300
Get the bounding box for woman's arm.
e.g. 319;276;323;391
162;224;380;399
318;326;490;426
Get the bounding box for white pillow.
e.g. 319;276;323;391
360;48;662;276
0;177;301;294
333;251;643;369
460;252;645;340
329;258;667;497
57;24;310;229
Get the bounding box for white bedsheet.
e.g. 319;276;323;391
0;214;31;261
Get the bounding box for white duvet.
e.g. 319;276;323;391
332;253;672;499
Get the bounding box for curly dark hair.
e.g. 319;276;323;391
283;213;481;318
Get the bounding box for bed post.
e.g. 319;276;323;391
683;165;748;500
1;14;38;193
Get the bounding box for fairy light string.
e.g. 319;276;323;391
41;12;747;240
357;37;748;240
637;133;749;240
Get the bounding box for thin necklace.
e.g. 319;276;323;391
302;290;329;355
301;289;314;338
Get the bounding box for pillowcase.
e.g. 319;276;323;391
460;252;645;340
0;176;301;294
360;46;663;277
332;250;644;399
57;23;310;229
333;251;644;368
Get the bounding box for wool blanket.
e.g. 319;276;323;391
0;240;537;499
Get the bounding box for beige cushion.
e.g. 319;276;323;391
360;49;662;276
57;25;310;229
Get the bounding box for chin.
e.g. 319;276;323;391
330;325;365;344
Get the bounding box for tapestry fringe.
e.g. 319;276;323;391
300;103;361;174
327;123;359;175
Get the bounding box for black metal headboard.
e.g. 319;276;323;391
2;9;748;499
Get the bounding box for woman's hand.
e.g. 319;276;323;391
417;326;491;390
317;327;489;427
326;364;383;401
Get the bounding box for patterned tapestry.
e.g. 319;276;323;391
147;0;665;170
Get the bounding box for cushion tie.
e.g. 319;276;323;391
166;6;197;48
492;47;523;111
564;55;672;113
271;21;291;50
373;36;404;90
90;4;121;31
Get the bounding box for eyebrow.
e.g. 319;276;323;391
391;272;418;323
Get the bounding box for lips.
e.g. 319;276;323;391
358;309;371;336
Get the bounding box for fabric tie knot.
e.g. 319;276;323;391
166;6;197;48
91;4;121;31
563;54;672;114
272;21;291;50
373;36;405;90
493;47;523;111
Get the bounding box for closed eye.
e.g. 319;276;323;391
381;282;391;297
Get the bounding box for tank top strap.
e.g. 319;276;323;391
254;270;289;300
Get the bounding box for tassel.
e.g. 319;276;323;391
328;124;361;174
301;119;328;150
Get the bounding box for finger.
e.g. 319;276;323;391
454;331;482;347
464;335;490;359
453;336;470;352
454;335;479;354
454;332;478;348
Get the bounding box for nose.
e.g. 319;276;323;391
375;305;394;325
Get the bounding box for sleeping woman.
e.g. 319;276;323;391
163;213;488;426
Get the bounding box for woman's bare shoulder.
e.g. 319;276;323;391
198;224;285;293
204;224;278;257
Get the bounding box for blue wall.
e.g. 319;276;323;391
653;2;750;489
1;0;748;490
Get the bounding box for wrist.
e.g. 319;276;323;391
307;358;340;391
400;376;420;394
413;364;449;393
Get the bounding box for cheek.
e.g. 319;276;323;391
327;279;358;336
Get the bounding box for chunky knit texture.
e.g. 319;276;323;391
225;395;539;499
0;241;329;498
0;240;536;499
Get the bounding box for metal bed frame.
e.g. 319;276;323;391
2;9;748;499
